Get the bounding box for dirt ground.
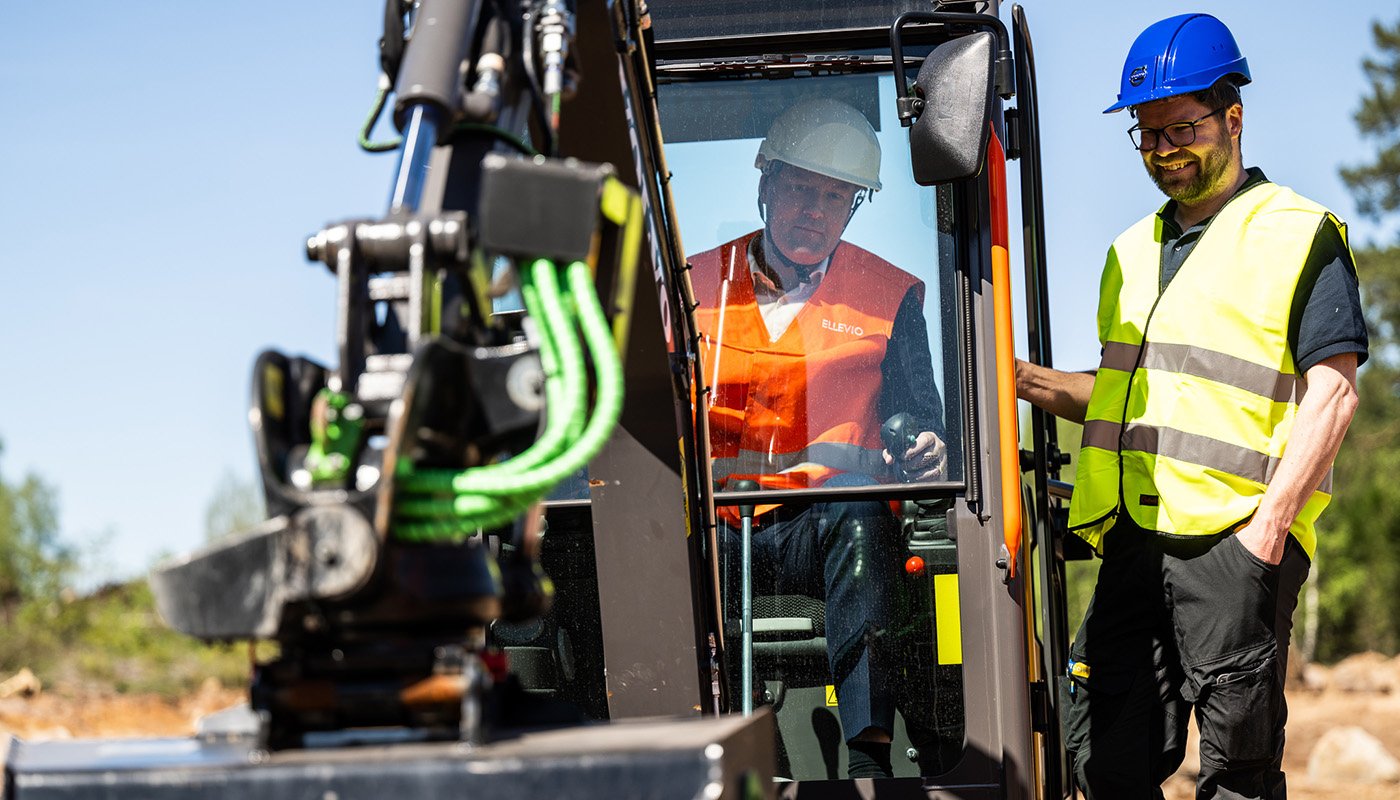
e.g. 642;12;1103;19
2;677;1399;797
0;678;244;742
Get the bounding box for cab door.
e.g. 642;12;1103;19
1011;5;1081;797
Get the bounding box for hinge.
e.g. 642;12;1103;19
1029;679;1051;732
1003;107;1022;160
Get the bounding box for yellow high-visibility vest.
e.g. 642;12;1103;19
1068;181;1347;558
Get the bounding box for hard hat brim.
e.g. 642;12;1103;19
1103;64;1250;114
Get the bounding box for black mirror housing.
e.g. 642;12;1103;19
909;31;996;186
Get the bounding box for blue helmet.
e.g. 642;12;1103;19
1105;13;1251;114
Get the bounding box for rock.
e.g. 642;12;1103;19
194;703;258;737
0;668;41;699
1329;652;1400;693
1286;645;1307;688
186;677;237;724
1302;662;1332;693
23;724;73;741
1307;726;1400;784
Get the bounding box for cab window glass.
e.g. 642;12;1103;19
659;69;966;782
661;72;961;490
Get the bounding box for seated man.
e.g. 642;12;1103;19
688;98;946;779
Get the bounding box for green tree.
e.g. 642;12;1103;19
1341;20;1400;219
1318;17;1400;660
0;440;74;617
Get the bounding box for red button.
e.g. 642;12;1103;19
905;556;926;576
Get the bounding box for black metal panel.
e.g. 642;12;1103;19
6;713;776;800
1011;7;1074;796
557;0;716;719
649;0;994;42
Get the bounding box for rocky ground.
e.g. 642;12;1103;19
2;656;1400;797
0;676;243;742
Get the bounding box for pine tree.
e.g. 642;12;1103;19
1318;17;1400;660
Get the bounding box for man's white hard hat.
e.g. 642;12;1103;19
755;98;882;191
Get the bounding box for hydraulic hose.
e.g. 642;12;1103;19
393;258;624;540
397;259;584;493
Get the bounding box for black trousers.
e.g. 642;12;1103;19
1062;518;1310;800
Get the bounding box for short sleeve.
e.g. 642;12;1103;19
1289;218;1369;375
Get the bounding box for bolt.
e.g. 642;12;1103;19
316;538;340;567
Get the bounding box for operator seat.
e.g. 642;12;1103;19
734;495;957;779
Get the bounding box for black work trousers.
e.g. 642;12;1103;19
1061;517;1310;800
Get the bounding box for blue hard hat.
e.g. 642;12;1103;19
1105;13;1251;114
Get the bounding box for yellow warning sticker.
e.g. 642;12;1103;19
824;685;838;707
934;573;963;665
1070;661;1091;679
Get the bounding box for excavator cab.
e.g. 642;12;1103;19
659;1;1089;793
661;68;967;779
515;0;1084;794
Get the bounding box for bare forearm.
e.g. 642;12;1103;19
1015;359;1096;424
1255;355;1360;533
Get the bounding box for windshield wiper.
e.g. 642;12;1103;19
656;53;921;79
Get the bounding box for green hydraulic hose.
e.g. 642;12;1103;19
459;259;586;477
442;260;620;496
395;492;536;534
561;258;626;472
392;263;572;540
397;259;586;493
392;258;623;540
391;260;624;538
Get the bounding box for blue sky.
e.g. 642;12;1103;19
0;1;1391;580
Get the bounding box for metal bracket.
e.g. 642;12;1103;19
1003;107;1022;159
896;94;925;126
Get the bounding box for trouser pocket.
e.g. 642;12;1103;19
1196;656;1281;766
1059;656;1115;760
1058;673;1087;756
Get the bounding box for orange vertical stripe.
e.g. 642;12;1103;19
987;129;1022;578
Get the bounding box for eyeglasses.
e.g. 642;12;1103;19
1127;107;1227;152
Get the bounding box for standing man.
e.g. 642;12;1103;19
689;98;947;778
1017;14;1367;799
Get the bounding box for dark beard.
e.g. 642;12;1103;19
1147;141;1231;205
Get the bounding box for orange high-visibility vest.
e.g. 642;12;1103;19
690;231;922;519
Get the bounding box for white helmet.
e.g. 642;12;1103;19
755;98;882;191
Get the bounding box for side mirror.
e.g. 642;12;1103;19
906;31;996;186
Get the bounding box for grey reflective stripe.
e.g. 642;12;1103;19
1081;419;1123;452
1098;341;1300;402
712;441;889;478
1100;341;1141;372
1138;342;1301;403
1120;424;1271;484
1082;419;1332;494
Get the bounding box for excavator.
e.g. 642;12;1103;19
2;0;1087;797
